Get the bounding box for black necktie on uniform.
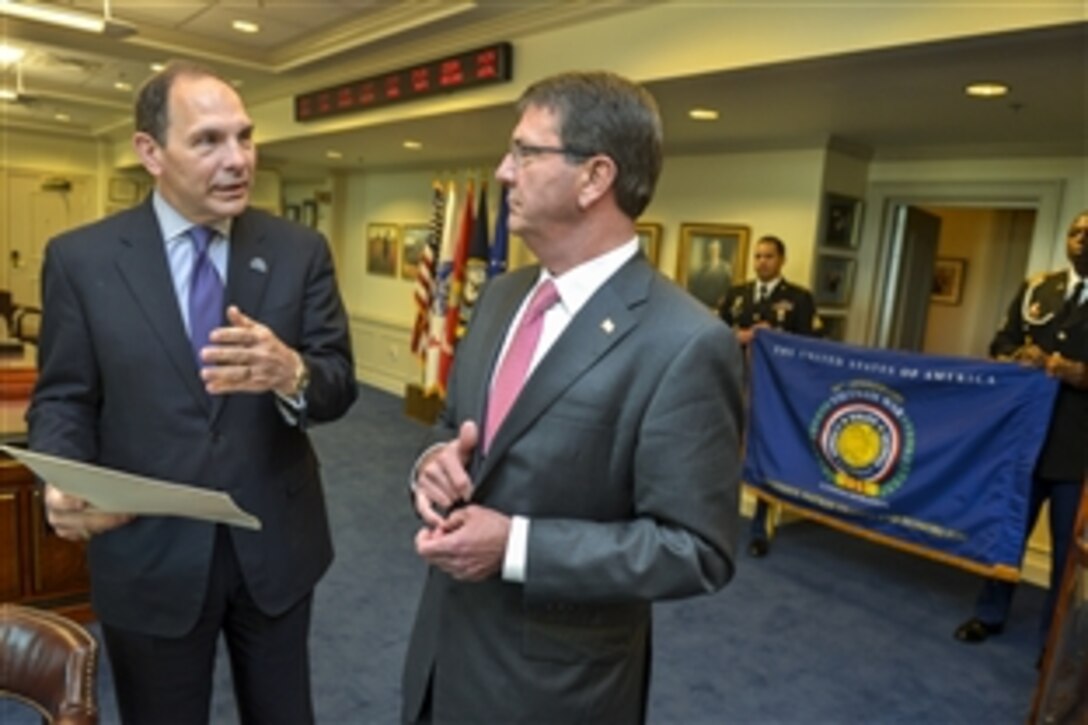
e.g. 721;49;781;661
757;283;768;303
1062;280;1085;318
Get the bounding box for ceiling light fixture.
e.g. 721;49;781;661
0;0;136;38
325;150;343;160
965;81;1009;98
0;88;16;102
232;20;260;34
689;108;720;121
403;140;423;150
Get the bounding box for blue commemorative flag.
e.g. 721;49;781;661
744;330;1059;580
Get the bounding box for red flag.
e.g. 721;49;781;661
438;180;474;394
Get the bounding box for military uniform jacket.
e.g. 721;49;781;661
719;278;819;336
991;269;1088;481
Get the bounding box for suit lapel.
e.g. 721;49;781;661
476;257;652;484
114;201;210;409
211;210;270;422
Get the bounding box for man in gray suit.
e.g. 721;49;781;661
28;62;356;723
402;71;744;723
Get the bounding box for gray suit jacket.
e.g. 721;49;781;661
402;254;743;723
27;199;356;637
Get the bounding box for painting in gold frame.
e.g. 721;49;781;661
675;223;749;309
635;222;663;267
366;223;400;277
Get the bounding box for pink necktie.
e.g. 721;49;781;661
485;280;560;450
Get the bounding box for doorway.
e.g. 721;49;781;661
867;201;1040;358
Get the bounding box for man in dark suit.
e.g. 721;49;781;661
28;61;356;723
720;235;821;557
401;72;744;723
954;209;1088;649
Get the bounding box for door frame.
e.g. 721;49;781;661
855;179;1066;347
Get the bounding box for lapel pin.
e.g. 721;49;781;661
249;257;268;274
601;318;615;334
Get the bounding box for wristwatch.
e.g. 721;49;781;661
291;355;311;398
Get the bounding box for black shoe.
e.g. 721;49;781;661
748;539;769;558
953;617;1004;643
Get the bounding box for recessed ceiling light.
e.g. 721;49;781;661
114;81;132;92
0;44;25;65
403;140;423;150
54;112;70;122
965;82;1009;98
325;150;343;160
232;20;260;34
689;108;719;121
149;62;165;72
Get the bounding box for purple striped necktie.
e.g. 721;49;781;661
187;225;223;365
484;280;560;451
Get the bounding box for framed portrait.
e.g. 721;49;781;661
366;223;400;278
108;177;138;204
283;204;300;221
813;254;856;307
301;200;318;228
821;193;863;249
819;312;848;342
635;222;663;267
400;224;431;282
676;223;749;309
931;257;967;305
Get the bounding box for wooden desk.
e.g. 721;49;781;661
0;353;91;621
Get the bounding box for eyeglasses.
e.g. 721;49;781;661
506;139;596;165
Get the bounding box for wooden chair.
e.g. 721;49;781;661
0;604;98;724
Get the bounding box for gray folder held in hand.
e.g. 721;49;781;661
1;445;261;530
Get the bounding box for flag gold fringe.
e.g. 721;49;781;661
747;485;1021;582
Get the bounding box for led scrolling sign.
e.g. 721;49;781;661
295;42;513;122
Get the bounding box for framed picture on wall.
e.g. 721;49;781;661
813;254;856;307
931;257;967;305
819;311;848;342
821;193;863;249
108;177;139;204
635;222;663;267
366;223;400;278
676;223;749;309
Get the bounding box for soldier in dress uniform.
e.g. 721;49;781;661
720;235;822;557
955;209;1088;652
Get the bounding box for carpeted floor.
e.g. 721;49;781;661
3;384;1045;723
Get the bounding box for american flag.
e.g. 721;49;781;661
410;181;445;358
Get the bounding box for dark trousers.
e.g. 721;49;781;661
973;475;1082;644
102;526;316;725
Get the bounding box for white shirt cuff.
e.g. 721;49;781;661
502;515;529;583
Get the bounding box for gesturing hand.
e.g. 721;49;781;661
413;421;478;527
200;305;303;396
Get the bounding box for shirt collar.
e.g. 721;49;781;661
152;190;232;243
536;238;639;316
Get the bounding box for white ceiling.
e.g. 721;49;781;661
0;2;1084;179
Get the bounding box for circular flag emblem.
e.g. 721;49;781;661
811;382;915;499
